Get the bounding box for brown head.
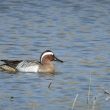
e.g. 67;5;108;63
40;50;63;64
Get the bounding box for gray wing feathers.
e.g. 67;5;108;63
16;60;40;68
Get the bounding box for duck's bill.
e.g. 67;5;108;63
54;56;63;63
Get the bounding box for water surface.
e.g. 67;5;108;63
0;0;110;110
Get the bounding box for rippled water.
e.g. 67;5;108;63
0;0;110;110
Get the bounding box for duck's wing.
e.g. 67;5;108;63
0;60;40;73
1;60;22;68
15;60;40;72
16;60;40;68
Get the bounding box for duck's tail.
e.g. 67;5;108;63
0;64;17;73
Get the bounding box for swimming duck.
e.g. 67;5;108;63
0;50;63;73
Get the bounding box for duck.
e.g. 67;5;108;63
0;50;63;73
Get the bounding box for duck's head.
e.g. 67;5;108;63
40;50;63;64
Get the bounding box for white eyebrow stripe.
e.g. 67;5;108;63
41;52;54;62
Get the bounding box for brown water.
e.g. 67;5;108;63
0;0;110;110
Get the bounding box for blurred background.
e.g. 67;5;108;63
0;0;110;110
